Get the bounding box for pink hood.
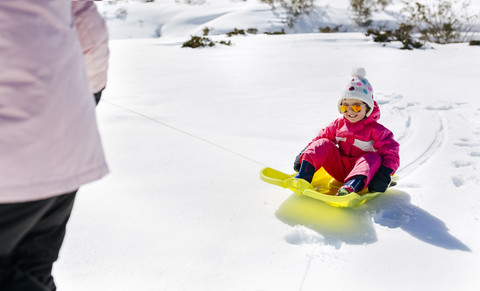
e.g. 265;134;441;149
306;101;400;173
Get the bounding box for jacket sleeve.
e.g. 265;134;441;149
373;125;400;173
307;119;339;146
72;1;109;94
297;119;338;164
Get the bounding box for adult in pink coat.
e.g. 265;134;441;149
0;1;109;290
294;68;400;196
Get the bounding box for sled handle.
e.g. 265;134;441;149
259;167;293;188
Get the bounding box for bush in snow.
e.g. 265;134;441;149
402;0;479;44
349;0;393;27
260;0;315;28
393;23;424;49
104;0;128;4
366;28;392;42
115;7;128;20
264;29;286;35
226;28;259;36
319;25;342;33
182;28;233;48
226;28;246;37
366;23;423;50
175;0;206;5
202;27;211;36
182;36;215;48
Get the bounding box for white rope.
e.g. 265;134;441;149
102;99;268;167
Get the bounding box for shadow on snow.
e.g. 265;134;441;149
275;189;471;251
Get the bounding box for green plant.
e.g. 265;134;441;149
319;25;342;33
115;7;127;20
366;24;423;50
105;0;127;4
175;0;206;5
181;33;232;49
218;40;232;46
202;27;211;36
264;29;286;35
394;23;423;49
226;28;246;37
350;0;393;27
402;0;479;44
181;36;213;48
366;28;393;42
260;0;315;28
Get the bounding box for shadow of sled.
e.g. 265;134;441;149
276;189;471;251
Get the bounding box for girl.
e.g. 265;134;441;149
294;67;400;196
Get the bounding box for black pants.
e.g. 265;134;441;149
0;191;77;291
94;89;103;105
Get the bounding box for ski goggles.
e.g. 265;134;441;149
340;104;364;113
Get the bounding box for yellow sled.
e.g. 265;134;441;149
260;167;397;208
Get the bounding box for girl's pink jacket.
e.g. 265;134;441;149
303;102;400;173
0;1;109;203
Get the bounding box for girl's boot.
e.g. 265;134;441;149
337;175;366;196
294;161;315;183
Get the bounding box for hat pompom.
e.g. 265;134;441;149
351;67;366;78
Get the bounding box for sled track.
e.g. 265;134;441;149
396;111;446;177
394;113;412;145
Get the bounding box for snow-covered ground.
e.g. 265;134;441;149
55;1;480;290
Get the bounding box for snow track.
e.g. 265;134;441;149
377;93;447;177
396;109;446;176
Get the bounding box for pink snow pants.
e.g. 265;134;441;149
301;138;382;189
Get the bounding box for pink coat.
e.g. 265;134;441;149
0;1;109;203
72;1;109;93
300;102;400;182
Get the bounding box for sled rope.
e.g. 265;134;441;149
103;100;268;167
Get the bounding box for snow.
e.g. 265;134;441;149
55;1;480;290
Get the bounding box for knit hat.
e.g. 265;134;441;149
338;67;374;117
